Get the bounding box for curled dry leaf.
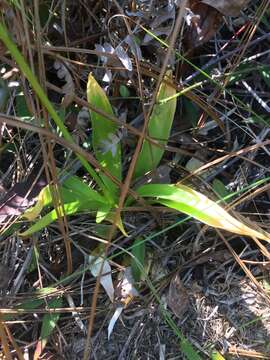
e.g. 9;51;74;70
185;1;223;48
167;273;189;319
201;0;251;16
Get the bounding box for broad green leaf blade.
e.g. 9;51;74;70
20;200;101;236
22;185;84;221
212;179;229;200
134;71;176;179
137;183;270;241
131;238;145;282
96;203;111;223
23;185;52;221
23;175;107;221
33;297;63;360
87;74;122;200
62;174;107;204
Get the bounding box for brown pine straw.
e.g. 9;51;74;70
0;315;12;360
216;229;270;305
4;323;24;360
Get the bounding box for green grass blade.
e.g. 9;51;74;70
0;21;105;192
137;183;270;241
87;74;122;201
134;71;176;179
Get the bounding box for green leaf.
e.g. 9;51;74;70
20;200;101;236
0;78;9;112
23;185;53;221
119;84;130;98
23;174;107;222
182;97;199;127
87;74;122;201
180;338;201;360
137;183;270;241
134;71;176;179
34;297;63;360
131;238;145;282
96;203;111;223
15;90;31;118
212;179;229;200
62;174;107;204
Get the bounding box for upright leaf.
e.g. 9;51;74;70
137;183;270;241
134;71;176;179
87;74;122;201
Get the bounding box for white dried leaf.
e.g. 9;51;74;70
102;70;112;83
108;267;139;339
115;45;132;72
108;305;124;340
95;43;114;64
115;267;139;303
124;35;142;61
88;255;114;302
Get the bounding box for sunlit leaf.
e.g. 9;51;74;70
137;183;270;241
211;350;226;360
134;71;176;179
62;174;107;204
87;74;122;200
96;203;111;223
33;297;63;360
20;200;102;236
23;185;52;221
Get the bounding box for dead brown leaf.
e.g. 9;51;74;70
201;0;251;16
167;273;189;319
185;1;223;48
